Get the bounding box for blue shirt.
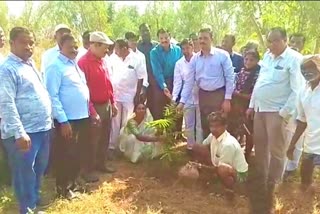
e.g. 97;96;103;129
150;44;182;90
180;47;235;103
249;47;303;120
230;52;244;73
0;53;52;140
45;54;90;123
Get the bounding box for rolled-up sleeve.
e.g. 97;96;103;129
45;64;68;123
296;90;306;123
0;67;26;139
222;54;235;100
172;62;182;102
279;57;303;119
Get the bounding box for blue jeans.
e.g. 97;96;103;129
2;130;51;214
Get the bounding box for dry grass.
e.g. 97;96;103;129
2;152;320;214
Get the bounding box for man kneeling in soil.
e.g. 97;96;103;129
190;112;248;192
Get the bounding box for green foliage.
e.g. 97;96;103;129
146;102;183;162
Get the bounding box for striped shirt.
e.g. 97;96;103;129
0;53;52;139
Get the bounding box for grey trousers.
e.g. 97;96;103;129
253;112;289;184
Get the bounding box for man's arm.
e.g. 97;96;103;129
222;54;235;100
150;48;166;90
279;56;303;120
140;54;149;88
172;62;183;102
179;57;196;104
0;67;26;139
134;59;145;104
45;64;68;123
78;60;98;116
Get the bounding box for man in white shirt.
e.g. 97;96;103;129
172;39;202;150
109;39;146;152
125;31;149;102
283;33;307;181
40;24;71;73
191;112;248;192
287;55;320;193
246;27;303;212
76;30;91;62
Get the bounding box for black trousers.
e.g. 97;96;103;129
54;118;90;193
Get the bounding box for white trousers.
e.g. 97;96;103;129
109;101;134;150
184;104;203;149
285;118;305;172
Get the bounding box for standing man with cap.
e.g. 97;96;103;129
78;31;117;176
40;24;71;73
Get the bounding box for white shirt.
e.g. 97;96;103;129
109;51;146;103
296;83;320;155
131;48;148;88
202;131;248;173
249;47;303;119
76;46;88;63
172;54;199;106
41;45;60;73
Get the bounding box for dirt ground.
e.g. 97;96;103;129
2;151;320;214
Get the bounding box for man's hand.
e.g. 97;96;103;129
16;134;31;152
111;104;118;117
140;87;147;104
60;122;73;140
287;144;295;160
163;88;172;99
176;103;184;114
221;99;231;115
246;108;254;120
90;114;101;127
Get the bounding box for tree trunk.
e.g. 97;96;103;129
313;37;320;54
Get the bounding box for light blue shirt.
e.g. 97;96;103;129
41;45;60;73
0;53;52;140
180;47;235;104
249;47;303;119
45;53;90;123
150;44;182;90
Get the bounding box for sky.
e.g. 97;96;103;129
6;1;150;17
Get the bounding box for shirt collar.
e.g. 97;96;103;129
200;47;215;57
54;44;60;51
86;50;102;62
8;52;33;65
58;53;74;64
159;43;174;52
183;52;195;63
216;131;228;143
268;46;289;59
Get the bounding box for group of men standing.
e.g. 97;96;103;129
0;21;319;214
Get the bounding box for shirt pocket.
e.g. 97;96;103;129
272;67;288;82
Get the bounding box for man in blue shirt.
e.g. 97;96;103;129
178;28;235;138
221;34;244;74
150;28;182;119
0;27;52;214
46;34;93;198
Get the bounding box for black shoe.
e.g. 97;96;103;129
96;164;116;173
81;174;99;183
